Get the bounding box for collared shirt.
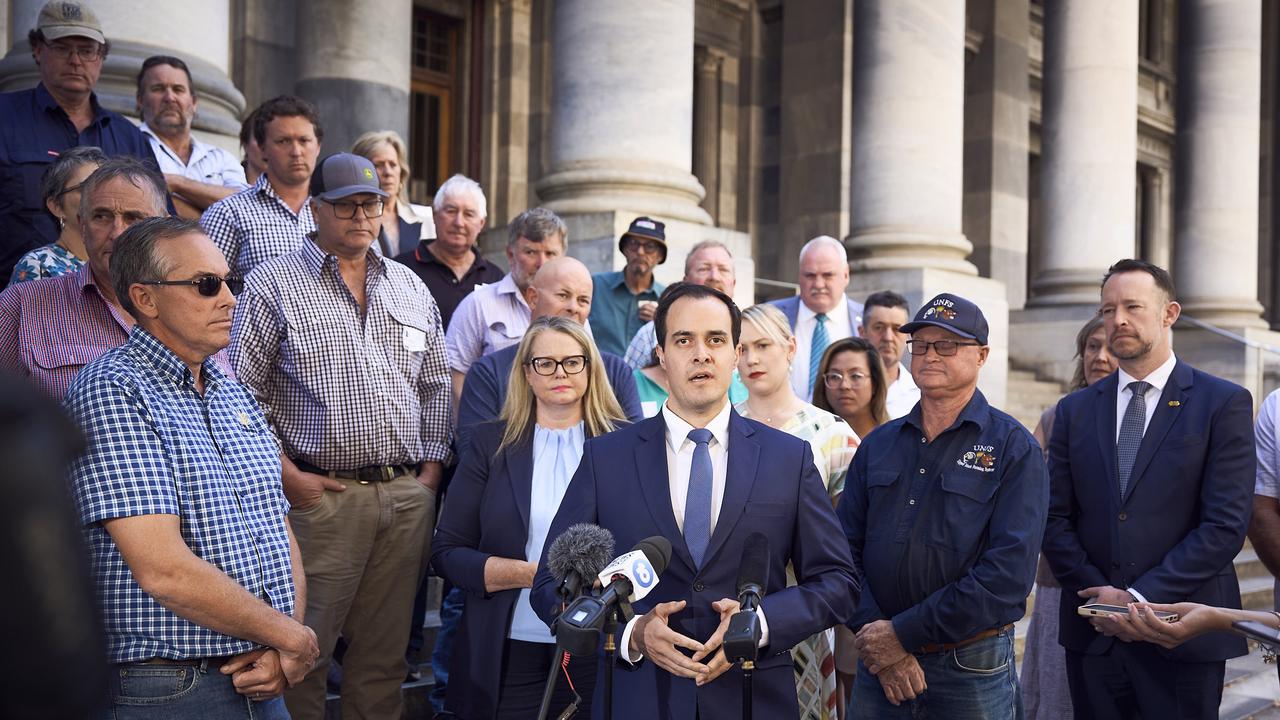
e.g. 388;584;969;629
1254;389;1280;608
140;122;248;190
790;300;855;400
445;273;530;374
201;174;316;278
0;83;158;284
9;242;85;284
230;236;452;469
65;327;294;663
838;389;1048;652
588;270;664;357
510;422;586;644
1115;353;1178;441
624;321;659;370
0;266;131;399
885;363;920;419
394;240;504;331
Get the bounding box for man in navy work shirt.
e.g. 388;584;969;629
64;216;319;718
837;293;1048;719
0;1;161;286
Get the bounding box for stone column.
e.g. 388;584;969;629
1173;0;1265;327
846;0;1010;405
1;0;246;147
693;45;724;223
1026;0;1138;307
294;0;412;155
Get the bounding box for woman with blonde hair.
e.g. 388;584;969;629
351;130;434;257
735;303;859;719
432;316;625;719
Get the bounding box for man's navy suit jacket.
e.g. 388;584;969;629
1043;360;1255;662
530;410;858;720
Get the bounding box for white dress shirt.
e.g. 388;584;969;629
790;300;854;400
1112;352;1177;603
140;122;249;190
1254;390;1280;607
885;362;920;419
620;399;769;661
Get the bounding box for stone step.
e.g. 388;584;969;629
1238;547;1272;583
1241;573;1276;611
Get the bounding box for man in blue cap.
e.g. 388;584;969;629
836;293;1048;719
230;153;452;720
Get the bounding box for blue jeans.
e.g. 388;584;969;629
850;630;1023;720
430;586;465;714
101;659;289;719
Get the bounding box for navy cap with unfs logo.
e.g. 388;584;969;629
309;153;389;201
899;292;990;345
619;216;668;264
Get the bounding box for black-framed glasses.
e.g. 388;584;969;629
905;339;982;356
142;275;244;297
55;180;87;199
322;198;384;219
525;355;588;376
45;42;103;62
624;238;663;254
822;371;869;389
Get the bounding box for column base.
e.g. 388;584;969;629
1176;298;1269;330
1173;324;1280;405
847;268;1009;407
1025;267;1114;308
1009;304;1100;388
534;162;713;226
846;226;978;275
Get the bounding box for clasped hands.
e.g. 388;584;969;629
219;623;319;702
630;598;744;687
854;620;926;706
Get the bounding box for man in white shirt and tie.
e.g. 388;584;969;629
531;282;858;719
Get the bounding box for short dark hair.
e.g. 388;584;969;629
239;107;259;148
41;145;108;205
252;95;324;147
110;217;204;318
655;282;742;348
28;29;111;58
136;55;194;98
863;290;910;316
1102;258;1176;302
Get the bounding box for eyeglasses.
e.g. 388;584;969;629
142;275;244;297
525;355;588;376
55;180;87;200
44;42;103;62
323;198;385;219
905;339;982;356
625;239;663;254
822;371;869;389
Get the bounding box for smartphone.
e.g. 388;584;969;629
1077;603;1180;623
1232;620;1280;646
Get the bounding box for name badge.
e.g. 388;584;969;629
402;326;427;352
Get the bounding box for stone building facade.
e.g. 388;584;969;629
2;0;1278;406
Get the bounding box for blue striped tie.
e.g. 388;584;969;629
684;428;713;568
1117;381;1152;498
808;313;830;397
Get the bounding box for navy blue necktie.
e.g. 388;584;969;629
684;428;714;568
1117;381;1152;498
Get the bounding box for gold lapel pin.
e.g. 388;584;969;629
1168;400;1181;407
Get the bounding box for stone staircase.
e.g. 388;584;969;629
1005;366;1070;434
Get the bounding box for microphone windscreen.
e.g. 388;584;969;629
547;523;615;581
736;532;770;595
634;535;673;576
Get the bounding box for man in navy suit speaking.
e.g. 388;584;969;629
1043;259;1256;719
531;283;858;719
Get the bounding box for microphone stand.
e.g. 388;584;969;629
741;658;754;720
537;583;578;720
600;597;633;720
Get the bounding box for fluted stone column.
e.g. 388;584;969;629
846;0;1009;405
1;0;245;146
693;45;724;223
294;0;411;155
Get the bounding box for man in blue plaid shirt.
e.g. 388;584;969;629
65;216;318;719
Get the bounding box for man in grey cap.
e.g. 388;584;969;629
230;153;452;720
0;0;163;287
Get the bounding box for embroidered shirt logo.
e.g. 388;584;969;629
957;445;997;472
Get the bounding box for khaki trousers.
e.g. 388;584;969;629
284;472;436;720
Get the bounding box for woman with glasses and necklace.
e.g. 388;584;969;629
9;145;107;284
432;316;626;719
734;303;858;720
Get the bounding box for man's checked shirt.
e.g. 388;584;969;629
65;327;294;663
230;236;453;469
201;173;316;278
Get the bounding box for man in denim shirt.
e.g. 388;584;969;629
837;293;1048;719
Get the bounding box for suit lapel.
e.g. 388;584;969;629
703;412;760;569
782;297;800;329
634;415;693;570
505;441;533;536
1093;373;1119;501
1123;361;1192;503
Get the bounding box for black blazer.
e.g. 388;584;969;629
1043;360;1256;662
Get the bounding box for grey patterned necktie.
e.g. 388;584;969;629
1117;380;1152;498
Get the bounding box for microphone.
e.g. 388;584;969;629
555;536;673;656
546;523;615;603
724;533;770;663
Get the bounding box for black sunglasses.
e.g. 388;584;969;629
142;275;244;297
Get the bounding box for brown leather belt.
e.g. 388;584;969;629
294;459;415;483
918;624;1013;654
138;655;232;667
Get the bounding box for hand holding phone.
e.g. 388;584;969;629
1078;603;1179;623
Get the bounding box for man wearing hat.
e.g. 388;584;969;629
588;215;668;356
836;293;1048;718
0;0;162;287
230;153;452;720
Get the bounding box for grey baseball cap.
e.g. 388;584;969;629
308;153;389;201
38;1;106;44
